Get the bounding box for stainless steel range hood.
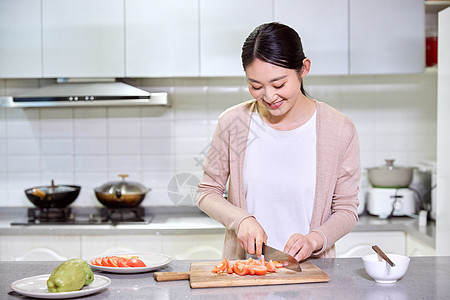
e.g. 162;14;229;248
0;80;169;108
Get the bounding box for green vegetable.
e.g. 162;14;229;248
46;258;94;293
79;259;94;285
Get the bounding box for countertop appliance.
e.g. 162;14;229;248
366;188;416;217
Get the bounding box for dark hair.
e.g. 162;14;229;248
241;22;308;96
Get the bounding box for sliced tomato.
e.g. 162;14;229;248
212;258;282;276
251;265;268;276
227;260;233;274
126;258;146;267
273;261;284;268
265;260;277;272
232;261;249;276
117;257;129;267
94;257;103;266
101;257;112;267
108;256;119;267
212;258;228;274
248;265;256;275
91;257;102;266
260;257;266;266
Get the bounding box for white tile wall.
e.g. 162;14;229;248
0;72;438;206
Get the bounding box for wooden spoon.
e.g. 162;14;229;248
372;245;396;267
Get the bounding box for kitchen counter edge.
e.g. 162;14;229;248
0;207;435;247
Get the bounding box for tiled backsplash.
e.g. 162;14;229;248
0;72;437;207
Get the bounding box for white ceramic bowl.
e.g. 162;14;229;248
362;253;410;284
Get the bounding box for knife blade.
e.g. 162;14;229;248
262;243;302;272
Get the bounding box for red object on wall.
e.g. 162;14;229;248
426;37;438;67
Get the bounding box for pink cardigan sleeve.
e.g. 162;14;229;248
196;111;253;234
310;119;360;256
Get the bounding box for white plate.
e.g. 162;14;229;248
10;274;111;299
87;252;172;274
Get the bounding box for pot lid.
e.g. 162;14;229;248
371;159;412;170
39;185;77;194
26;180;78;194
95;175;148;195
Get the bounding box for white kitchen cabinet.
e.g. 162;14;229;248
406;234;436;256
162;234;224;260
0;235;81;261
80;235;163;260
0;0;41;78
42;0;125;78
349;0;425;74
199;0;273;77
335;231;406;258
436;7;450;256
126;0;199;77
274;0;349;75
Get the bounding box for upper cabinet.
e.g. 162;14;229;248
0;0;41;78
42;0;124;78
274;0;349;75
0;0;427;78
199;0;273;77
349;0;425;74
125;0;199;77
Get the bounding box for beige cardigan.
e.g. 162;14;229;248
197;100;360;259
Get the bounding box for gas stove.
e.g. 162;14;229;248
10;207;153;226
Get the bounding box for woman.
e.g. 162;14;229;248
197;22;360;262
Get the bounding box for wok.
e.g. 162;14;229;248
94;174;150;208
25;180;81;209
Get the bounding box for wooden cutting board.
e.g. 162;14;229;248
154;260;329;288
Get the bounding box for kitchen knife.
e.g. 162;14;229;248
262;243;302;272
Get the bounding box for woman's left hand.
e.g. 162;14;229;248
283;232;323;262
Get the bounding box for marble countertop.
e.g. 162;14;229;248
2;257;449;299
0;206;435;247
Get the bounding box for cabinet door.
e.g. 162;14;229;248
200;0;273;77
274;0;349;75
350;0;425;74
162;234;224;260
406;234;436;256
42;0;124;78
0;235;81;261
335;231;406;257
0;0;41;78
126;0;199;77
81;235;163;259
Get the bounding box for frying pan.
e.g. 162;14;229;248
25;180;81;209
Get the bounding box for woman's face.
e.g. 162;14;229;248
245;58;307;118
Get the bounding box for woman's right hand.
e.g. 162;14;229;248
236;217;267;257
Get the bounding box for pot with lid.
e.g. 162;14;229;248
367;159;415;188
94;174;151;208
25;180;81;209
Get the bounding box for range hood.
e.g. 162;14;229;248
0;80;169;108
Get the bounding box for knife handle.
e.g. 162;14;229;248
153;271;191;282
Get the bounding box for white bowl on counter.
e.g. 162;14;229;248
362;253;410;284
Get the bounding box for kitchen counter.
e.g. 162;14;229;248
2;257;449;299
0;207;435;247
0;206;225;235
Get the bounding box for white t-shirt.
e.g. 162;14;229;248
244;110;317;251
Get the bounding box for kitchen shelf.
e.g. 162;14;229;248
425;1;450;14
